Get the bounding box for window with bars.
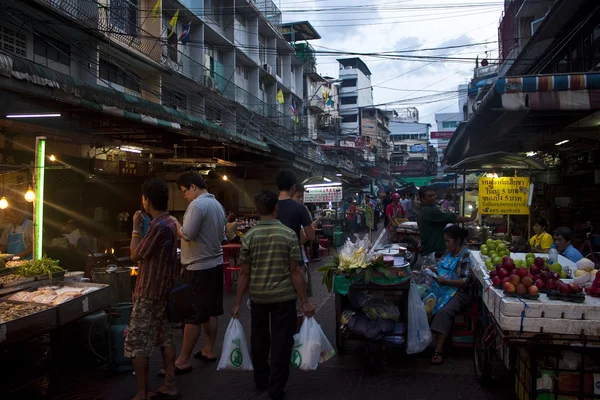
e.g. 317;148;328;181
99;58;141;92
0;25;27;57
340;96;357;105
109;0;140;37
162;87;187;110
258;35;266;63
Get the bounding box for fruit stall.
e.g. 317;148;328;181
470;251;600;399
320;232;417;374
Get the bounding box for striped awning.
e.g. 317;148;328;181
494;73;600;112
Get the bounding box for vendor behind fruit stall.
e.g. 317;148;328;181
427;225;473;366
553;227;584;263
529;217;553;253
0;205;33;260
417;187;478;257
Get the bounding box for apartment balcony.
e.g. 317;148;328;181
40;0;162;63
309;97;326;113
250;0;282;31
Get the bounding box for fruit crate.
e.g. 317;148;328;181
515;346;600;400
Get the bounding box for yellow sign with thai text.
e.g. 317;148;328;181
478;176;530;215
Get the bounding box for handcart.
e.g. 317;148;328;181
470;251;600;399
333;243;419;375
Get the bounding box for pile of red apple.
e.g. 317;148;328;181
489;256;540;296
584;271;600;297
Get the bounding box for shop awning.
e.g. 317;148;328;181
444;72;600;165
397;176;434;187
0;53;270;153
447;152;546;172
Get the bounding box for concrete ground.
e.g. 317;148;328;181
0;256;513;400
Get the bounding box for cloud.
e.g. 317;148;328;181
282;0;503;125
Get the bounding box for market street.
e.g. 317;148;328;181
0;257;512;400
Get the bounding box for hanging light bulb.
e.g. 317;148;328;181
0;196;7;209
49;154;56;162
222;175;228;181
24;185;36;202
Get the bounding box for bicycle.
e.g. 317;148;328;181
579;222;600;267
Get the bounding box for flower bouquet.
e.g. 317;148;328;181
318;235;391;293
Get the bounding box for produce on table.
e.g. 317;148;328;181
13;257;64;279
0;302;52;323
0;274;27;285
576;258;595;272
6;260;27;269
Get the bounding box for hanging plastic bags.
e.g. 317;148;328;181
406;283;433;354
290;317;335;371
217;318;253;371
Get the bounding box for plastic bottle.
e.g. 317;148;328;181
548;244;558;265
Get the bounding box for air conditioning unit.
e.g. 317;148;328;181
531;16;545;36
263;63;272;74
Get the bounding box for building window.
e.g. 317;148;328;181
235;11;246;26
276;52;282;77
442;121;458;128
109;0;139;37
258;35;266;63
393;145;400;152
162;87;187;110
340;96;357;105
34;35;70;66
341;79;357;88
342;114;358;123
0;25;27;57
99;58;141;92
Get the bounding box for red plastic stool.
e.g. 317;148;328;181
318;238;330;256
224;264;241;294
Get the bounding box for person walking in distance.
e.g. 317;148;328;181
275;171;315;331
170;172;226;374
232;190;315;400
125;179;179;400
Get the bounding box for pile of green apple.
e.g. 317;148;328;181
480;239;510;266
483;252;568;279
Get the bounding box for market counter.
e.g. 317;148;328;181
471;251;600;336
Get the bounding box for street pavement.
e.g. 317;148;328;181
0;255;513;400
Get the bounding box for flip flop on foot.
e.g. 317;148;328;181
431;351;444;366
157;366;192;377
150;390;182;399
194;351;217;362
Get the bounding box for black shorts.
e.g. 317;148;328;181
183;265;224;325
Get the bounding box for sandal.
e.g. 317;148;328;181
157;366;192;377
431;351;444;366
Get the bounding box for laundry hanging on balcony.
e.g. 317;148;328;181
276;89;284;104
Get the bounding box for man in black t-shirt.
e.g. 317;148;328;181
276;171;315;331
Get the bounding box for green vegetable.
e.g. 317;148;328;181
14;256;64;279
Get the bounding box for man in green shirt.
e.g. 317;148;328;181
232;190;315;400
417;187;478;256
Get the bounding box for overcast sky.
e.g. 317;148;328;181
280;0;504;128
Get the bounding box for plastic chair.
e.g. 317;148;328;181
223;245;242;294
451;302;479;348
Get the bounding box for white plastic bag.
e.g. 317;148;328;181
290;317;335;371
217;318;253;371
406;283;433;354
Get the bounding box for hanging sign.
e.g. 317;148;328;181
478;176;530;215
303;186;342;203
119;161;139;176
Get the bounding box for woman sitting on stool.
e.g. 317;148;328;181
427;225;473;366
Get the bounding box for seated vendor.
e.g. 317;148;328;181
0;206;33;260
225;213;243;244
554;227;583;263
529;217;553;253
427;225;472;366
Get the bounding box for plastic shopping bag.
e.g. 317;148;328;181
406;283;433;354
290;317;335;371
217;318;253;371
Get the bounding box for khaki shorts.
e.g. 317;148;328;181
124;297;174;358
296;264;313;316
